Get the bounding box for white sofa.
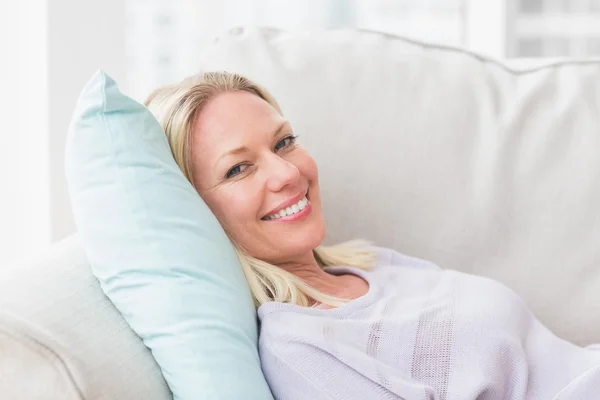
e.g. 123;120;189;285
1;27;600;399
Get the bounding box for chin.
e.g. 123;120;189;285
301;221;327;251
274;222;326;261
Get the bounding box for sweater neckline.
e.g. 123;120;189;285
257;266;378;319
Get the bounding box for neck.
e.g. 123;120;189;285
275;252;343;296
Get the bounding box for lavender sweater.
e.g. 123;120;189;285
257;247;600;399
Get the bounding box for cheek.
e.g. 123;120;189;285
209;187;262;232
227;193;257;221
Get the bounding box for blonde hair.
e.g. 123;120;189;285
144;71;376;308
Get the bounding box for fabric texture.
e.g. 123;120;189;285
0;319;83;400
258;247;600;399
0;235;171;399
198;27;600;345
64;71;273;400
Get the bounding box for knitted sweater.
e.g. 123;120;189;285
257;247;600;400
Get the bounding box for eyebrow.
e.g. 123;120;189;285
214;121;290;170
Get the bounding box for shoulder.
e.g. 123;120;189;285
371;245;442;271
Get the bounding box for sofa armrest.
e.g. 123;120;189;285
0;313;83;400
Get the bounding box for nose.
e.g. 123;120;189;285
263;153;300;193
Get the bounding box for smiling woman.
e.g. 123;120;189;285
189;90;323;265
144;71;376;308
139;69;600;400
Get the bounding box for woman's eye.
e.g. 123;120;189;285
274;135;298;152
225;164;248;179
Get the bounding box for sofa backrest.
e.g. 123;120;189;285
199;27;600;345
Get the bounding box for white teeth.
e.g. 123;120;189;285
265;196;309;220
298;199;306;210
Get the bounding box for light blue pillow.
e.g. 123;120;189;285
65;70;273;400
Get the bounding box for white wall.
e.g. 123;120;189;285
0;0;127;265
464;0;510;59
48;0;127;242
0;1;49;265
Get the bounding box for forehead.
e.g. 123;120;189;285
192;90;283;149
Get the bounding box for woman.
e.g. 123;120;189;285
145;72;600;399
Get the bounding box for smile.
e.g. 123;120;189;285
261;190;312;222
264;195;308;220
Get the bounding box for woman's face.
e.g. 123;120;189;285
190;90;326;264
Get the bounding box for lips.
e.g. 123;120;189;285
261;190;309;220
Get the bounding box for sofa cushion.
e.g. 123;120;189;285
0;236;171;399
198;27;600;345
